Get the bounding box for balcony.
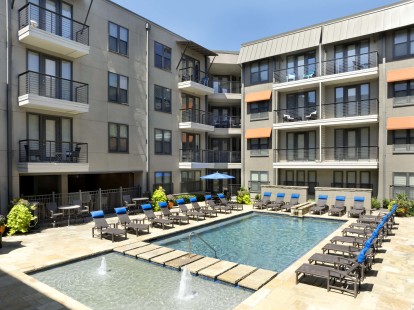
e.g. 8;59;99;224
18;3;89;58
274;99;378;130
178;67;214;96
179;149;241;169
17;140;89;173
393;95;414;107
179;109;214;132
209;80;241;102
273;146;378;169
273;52;378;91
18;71;89;114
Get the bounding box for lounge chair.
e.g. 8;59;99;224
205;195;231;213
142;204;174;230
321;243;375;262
46;202;64;227
217;193;243;210
177;198;205;221
309;195;329;215
114;207;150;236
328;196;346;216
267;193;285;211
280;193;300;212
159;202;189;225
348;196;366;218
91;210;127;242
123;195;137;214
253;192;272;209
330;235;378;251
72;199;89;222
191;198;216;217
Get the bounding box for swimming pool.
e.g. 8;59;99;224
154;212;343;273
31;252;251;310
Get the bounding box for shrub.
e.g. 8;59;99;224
237;187;252;205
382;198;390;209
7;199;35;236
0;214;6;226
388;193;411;216
195;194;205;202
174;194;196;204
371;197;381;210
254;194;261;201
151;186;167;211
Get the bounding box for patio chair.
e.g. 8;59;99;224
286;73;296;82
45;202;64;227
66;145;81;163
177;198;205;221
114;207;149;236
91;211;127;242
205;195;231;214
321;243;375;262
217;193;243;210
348;196;366;218
310;195;329;215
142;204;174;230
159;202;189;225
267;193;285;211
283;114;295;122
303;70;316;79
191;197;216;217
328;196;347;216
280;193;300;212
305;110;317;120
72;199;89;222
330;235;379;252
123;195;137;214
253;192;272;209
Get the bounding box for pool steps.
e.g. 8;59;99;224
114;242;277;290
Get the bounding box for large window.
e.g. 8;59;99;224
286;91;316;120
394;27;414;58
108;72;128;104
109;22;128;56
250;171;269;192
393;129;414;152
393;80;414;106
287;51;316;80
334;41;369;73
154;171;172;194
154;85;171;113
109;123;128;153
249;138;270;150
155;129;171;154
335;84;370;117
250;60;268;84
393;172;414;200
286;131;316;161
155;42;171;70
249;101;269;114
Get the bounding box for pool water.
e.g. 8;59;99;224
154;213;343;272
31;252;251;310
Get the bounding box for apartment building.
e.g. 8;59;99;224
239;0;414;200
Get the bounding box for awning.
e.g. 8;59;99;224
245;90;272;103
176;40;218;56
387;116;414;130
245;128;272;139
387;67;414;83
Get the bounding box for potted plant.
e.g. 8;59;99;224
0;214;6;235
237;187;252;205
151;186;167;211
388;193;410;216
167;194;175;209
6;199;35;236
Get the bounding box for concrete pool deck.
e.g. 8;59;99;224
0;205;413;309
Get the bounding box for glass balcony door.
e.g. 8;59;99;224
335;84;370;117
334;41;369;73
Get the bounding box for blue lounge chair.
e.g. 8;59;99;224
348;196;366;218
281;193;300;212
310;195;329;215
329;196;347;216
253;192;272;209
267;193;285;211
91;210;127;242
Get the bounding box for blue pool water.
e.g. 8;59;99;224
154;212;343;272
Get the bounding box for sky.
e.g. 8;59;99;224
112;0;401;51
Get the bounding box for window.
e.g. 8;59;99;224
109;22;128;55
154;171;172;194
155;42;171;70
250;60;268;84
286;91;317;120
155;129;171;154
108;72;128;104
181;171;201;192
287;51;316;79
286;131;317;161
249;138;269;150
249;101;269;114
109;123;128;153
334;41;369;73
393;129;414;152
250;171;269;192
392;172;414;200
394;27;414;58
154;85;171;113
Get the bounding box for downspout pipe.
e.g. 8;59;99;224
6;0;13;207
145;22;151;193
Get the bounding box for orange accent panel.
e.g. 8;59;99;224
245;90;272;103
387;67;414;83
387;116;414;130
245;128;272;139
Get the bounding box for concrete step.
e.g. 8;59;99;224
124;244;161;257
113;242;149;254
217;264;257;285
151;250;188;265
238;269;278;291
138;247;174;261
165;254;204;269
185;256;220;274
198;260;238;279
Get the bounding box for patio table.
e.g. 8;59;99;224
58;205;81;226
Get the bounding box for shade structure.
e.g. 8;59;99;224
200;172;235;180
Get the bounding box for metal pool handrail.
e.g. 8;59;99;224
188;231;217;258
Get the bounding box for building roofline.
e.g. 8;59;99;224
212;50;239;55
241;0;413;47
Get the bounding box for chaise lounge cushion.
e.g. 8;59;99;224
176;198;185;204
91;211;105;218
190;197;197;202
114;207;127;214
142;204;152;210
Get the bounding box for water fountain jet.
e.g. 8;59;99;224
97;257;107;275
176;266;197;300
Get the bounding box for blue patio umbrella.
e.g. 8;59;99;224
200;171;235;180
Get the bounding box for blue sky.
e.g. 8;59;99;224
113;0;400;51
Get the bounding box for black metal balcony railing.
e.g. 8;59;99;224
179;149;241;163
274;63;318;83
274;148;319;162
19;139;88;163
210;115;241;128
210;80;241;94
180;109;241;128
18;3;89;46
393;144;414;152
322;51;378;76
322;99;378;119
331;183;373;189
323;146;378;161
393;95;414;107
275;106;319;123
180;109;209;124
179;67;210;85
181;181;202;193
19;71;89;104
